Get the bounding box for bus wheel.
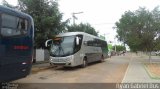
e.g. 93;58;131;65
81;58;87;68
100;55;104;62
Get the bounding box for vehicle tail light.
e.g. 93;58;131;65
14;45;29;50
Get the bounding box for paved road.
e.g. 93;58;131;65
12;53;131;89
14;54;130;83
10;53;160;89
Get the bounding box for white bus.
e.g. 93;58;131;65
45;32;108;67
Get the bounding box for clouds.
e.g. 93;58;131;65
1;0;160;43
59;0;160;43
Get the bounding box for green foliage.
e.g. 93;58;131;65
112;45;126;52
116;7;160;52
2;0;68;48
108;44;113;51
17;0;68;48
99;35;105;40
154;37;160;51
67;23;98;36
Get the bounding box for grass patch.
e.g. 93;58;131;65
144;63;160;79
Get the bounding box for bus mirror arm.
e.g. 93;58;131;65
45;39;53;47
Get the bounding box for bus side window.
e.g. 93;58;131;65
17;18;28;34
74;35;83;52
93;39;99;47
87;40;93;46
1;14;28;37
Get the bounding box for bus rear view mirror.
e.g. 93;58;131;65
45;39;53;47
76;37;80;45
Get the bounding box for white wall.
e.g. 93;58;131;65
36;49;45;62
35;49;50;62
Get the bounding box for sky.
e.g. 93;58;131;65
1;0;160;45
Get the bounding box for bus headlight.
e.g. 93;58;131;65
50;58;53;62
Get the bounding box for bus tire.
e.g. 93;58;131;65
33;58;36;63
100;55;104;62
81;58;87;68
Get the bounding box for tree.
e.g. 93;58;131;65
16;0;68;48
112;45;126;52
108;44;113;51
67;23;98;36
116;7;160;61
154;37;160;51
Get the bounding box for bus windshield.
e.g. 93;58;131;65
50;36;75;57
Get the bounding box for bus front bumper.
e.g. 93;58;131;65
49;55;74;67
51;62;72;66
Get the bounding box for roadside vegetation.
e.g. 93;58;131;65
2;0;99;48
3;0;160;60
115;7;160;61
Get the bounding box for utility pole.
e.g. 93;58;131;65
114;37;117;52
72;12;83;25
112;26;117;52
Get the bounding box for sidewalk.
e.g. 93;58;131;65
122;53;160;83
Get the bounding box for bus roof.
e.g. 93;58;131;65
57;32;106;41
0;5;32;20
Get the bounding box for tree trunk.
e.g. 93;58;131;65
149;51;151;63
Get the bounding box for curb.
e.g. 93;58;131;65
121;54;133;83
143;63;160;80
32;61;49;65
122;62;130;83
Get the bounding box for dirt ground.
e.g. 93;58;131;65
145;63;160;78
14;55;131;83
11;54;131;89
